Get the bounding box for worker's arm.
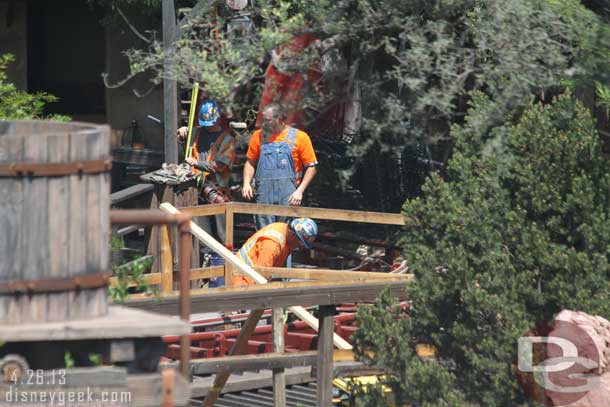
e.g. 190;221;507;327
242;160;256;200
288;165;317;206
255;239;281;267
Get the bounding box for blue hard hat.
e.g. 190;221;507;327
290;218;318;249
198;100;221;126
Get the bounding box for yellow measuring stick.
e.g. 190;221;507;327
185;82;199;159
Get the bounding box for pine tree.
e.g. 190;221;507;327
352;92;610;406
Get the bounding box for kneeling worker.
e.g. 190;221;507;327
233;218;318;286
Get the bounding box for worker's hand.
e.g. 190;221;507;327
185;157;197;166
242;183;254;200
288;190;303;206
177;126;188;140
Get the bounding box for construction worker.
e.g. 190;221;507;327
233;218;318;286
242;103;318;229
178;99;235;242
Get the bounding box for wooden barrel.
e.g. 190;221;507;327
0;121;111;324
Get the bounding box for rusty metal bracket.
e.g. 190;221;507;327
0;158;112;177
0;272;112;294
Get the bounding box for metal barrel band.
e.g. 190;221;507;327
0;272;113;294
0;158;112;177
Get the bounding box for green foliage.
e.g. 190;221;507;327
123;0;610;163
352;92;610;406
0;54;70;121
64;352;75;369
108;256;154;303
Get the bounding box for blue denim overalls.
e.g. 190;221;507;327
254;127;298;229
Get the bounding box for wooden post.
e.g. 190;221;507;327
273;307;286;407
316;305;335;407
160;225;173;293
162;0;178;164
224;203;233;286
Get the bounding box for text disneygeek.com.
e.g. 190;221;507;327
2;387;132;406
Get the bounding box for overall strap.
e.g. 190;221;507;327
286;127;298;150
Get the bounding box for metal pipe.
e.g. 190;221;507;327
110;209;191;225
179;220;192;379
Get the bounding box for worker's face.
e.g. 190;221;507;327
261;111;283;135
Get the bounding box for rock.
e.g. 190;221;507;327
547;310;610;407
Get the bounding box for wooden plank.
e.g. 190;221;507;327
180;203;228;217
0;135;23;324
108;266;224;288
190;366;315;398
147;189;160;274
159;203;353;349
160;225;173;293
110;183;154;205
187;351;317;375
316;305;335;407
273;307;287;407
46;134;70;322
68;131;89;320
124;280;409;315
87;129;109;318
162;0;178;164
254;266;413;281
225;204;234;286
0;306;190;342
230;202;405;225
202;309;265;407
22;131;49;322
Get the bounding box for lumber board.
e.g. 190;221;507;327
190;352;317;375
273;307;287;407
254;266;413;281
160;224;173;292
159;203;353;349
179;203;227;217
124;280;409;315
0;306;190;342
230;202;405;225
179;202;406;224
317;305;335;407
190;366;315;398
110;183;154;205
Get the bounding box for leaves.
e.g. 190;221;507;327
353;92;610;406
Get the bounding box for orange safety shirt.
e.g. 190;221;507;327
246;127;318;184
234;223;292;286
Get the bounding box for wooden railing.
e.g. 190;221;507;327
116;202;409;407
111;202;407;292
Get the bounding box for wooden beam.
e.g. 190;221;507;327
179;204;227;217
225;204;234;286
317;305;335;407
254;266;413;281
187;266;225;280
160;224;173;292
190;351;317;376
159;203;352;349
162;0;178;164
110;183;154;206
230;202;405;225
124;280;409;315
273;307;286;407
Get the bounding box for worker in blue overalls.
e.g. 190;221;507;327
242;103;318;229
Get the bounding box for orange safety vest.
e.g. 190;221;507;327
192;130;235;187
234;223;291;286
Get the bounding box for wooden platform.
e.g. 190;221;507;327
0;306;190;342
